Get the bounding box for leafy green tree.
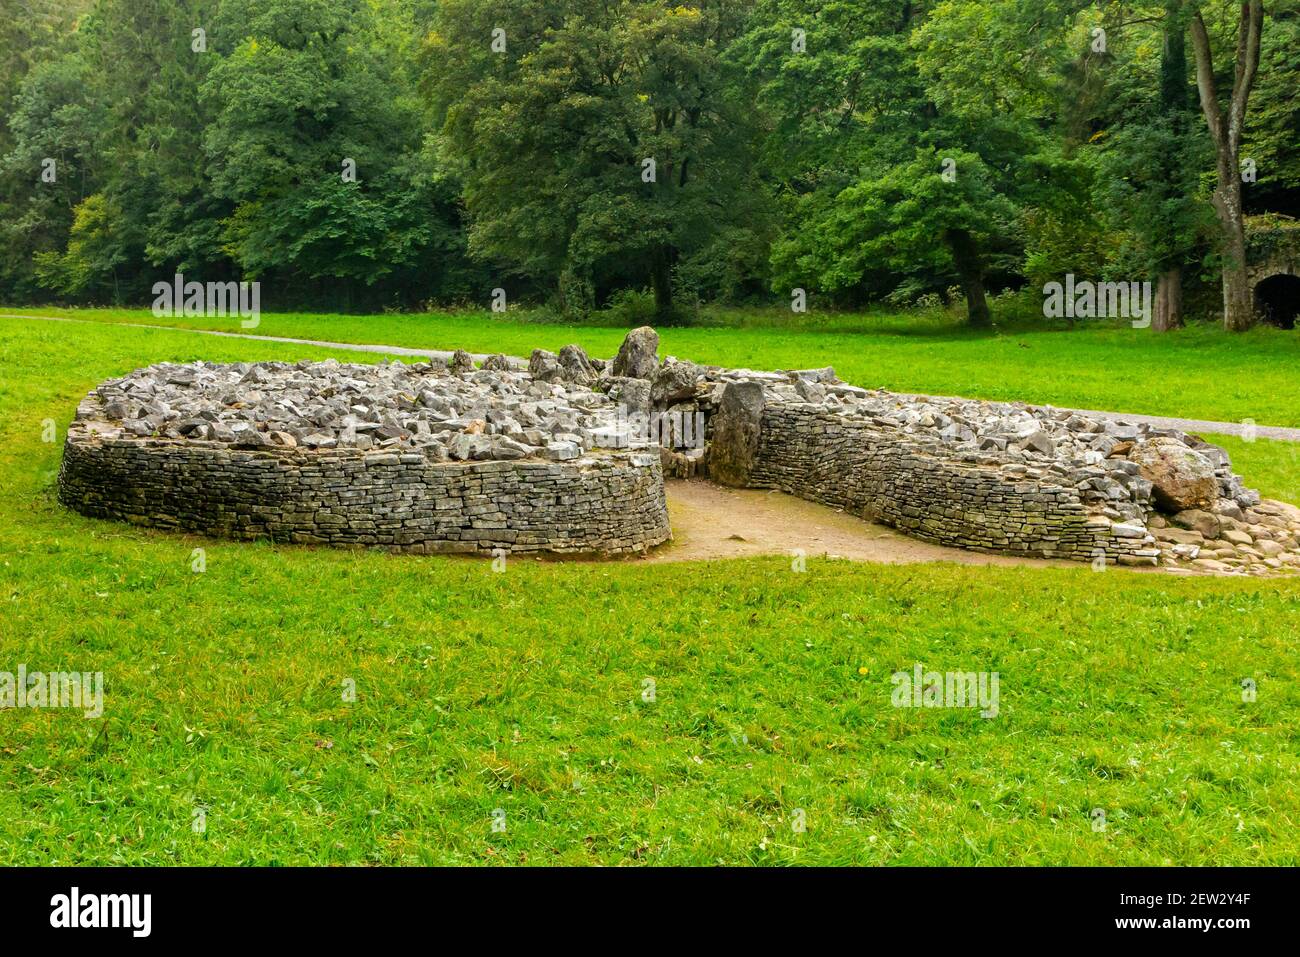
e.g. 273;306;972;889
747;0;1082;326
428;0;766;320
739;1;929;310
1242;0;1300;215
0;1;95;300
33;192;132;298
202;0;450;304
1095;0;1213;331
84;0;222;297
0;49;103;300
0;0;1294;320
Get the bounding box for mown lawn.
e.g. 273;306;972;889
1;318;1298;865
5;303;1300;427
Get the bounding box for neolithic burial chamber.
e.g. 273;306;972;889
59;326;1300;573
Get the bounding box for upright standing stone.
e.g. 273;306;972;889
709;381;764;487
449;350;475;374
612;326;660;379
528;349;563;382
558;344;598;384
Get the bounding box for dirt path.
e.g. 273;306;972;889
650;480;1083;569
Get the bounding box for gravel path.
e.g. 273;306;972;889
1051;408;1300;442
657;480;1072;567
1;312;524;366
7;311;1297;442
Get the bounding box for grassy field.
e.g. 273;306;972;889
6;303;1300;427
1;315;1299;865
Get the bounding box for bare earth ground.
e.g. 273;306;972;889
650;479;1089;569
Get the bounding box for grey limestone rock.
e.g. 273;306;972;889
611;326;659;380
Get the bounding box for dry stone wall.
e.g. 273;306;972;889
58;356;671;555
60;410;669;556
745;404;1157;563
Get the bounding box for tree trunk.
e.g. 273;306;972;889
1153;267;1183;332
945;228;991;327
1189;1;1263;332
650;246;674;321
1214;173;1254;331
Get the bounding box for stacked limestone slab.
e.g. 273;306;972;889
743;403;1156;563
59;438;666;556
58;358;670;556
603;327;1291;572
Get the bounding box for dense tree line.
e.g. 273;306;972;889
1;0;1296;326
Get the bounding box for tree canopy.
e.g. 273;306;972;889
0;0;1296;326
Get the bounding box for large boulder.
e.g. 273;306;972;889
611;326;659;379
1130;437;1218;512
708;381;765;487
557;344;598;385
603;376;652;415
528;349;564;383
651;359;704;405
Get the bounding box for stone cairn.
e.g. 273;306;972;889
57;352;671;556
58;326;1300;574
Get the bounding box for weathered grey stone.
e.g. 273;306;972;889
1214;498;1245;521
528;349;565;383
557;344;598;385
651;359;704;405
604;377;652;415
1016;430;1055;456
611;326;659;379
544;441;580;461
789;366;839;385
1153;526;1204;545
793;378;827;404
1111;522;1146;538
1171;508;1221;539
709;382;765;487
233;429;270;448
1130;437;1218;511
490;436;535;460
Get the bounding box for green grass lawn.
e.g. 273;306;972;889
5;303;1300;426
2;317;1299;865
